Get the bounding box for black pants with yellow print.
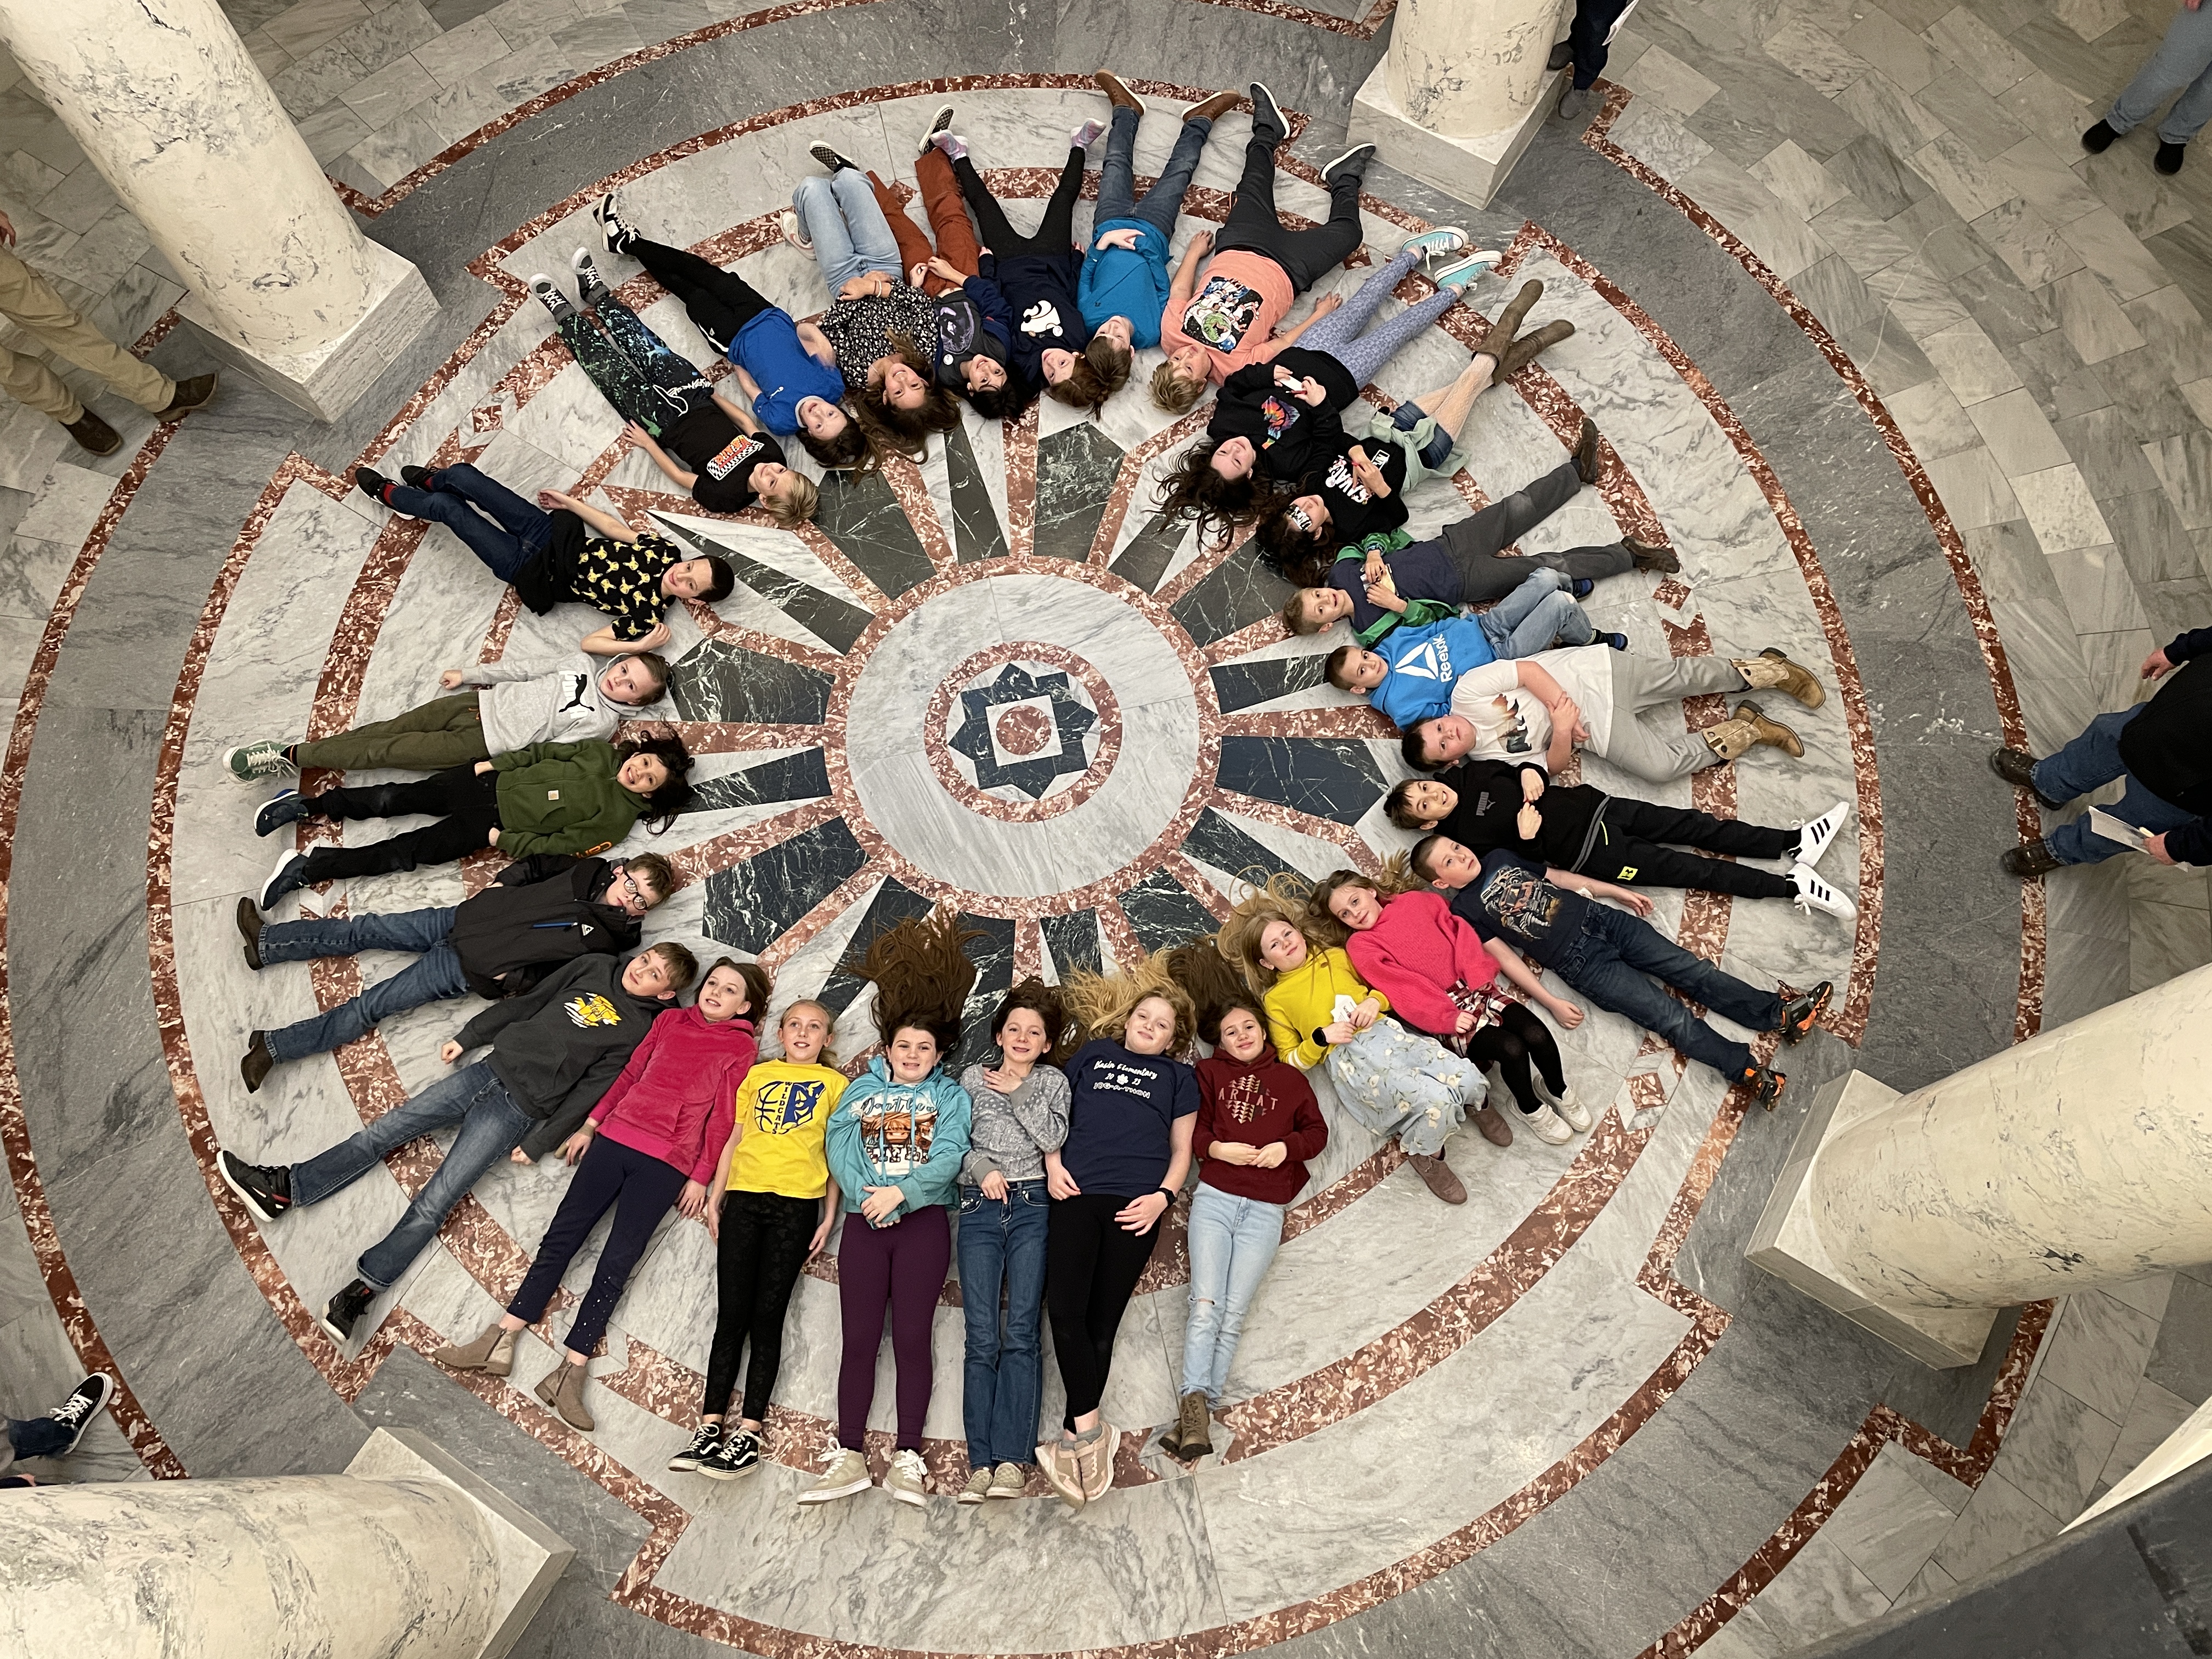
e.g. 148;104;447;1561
1570;799;1798;900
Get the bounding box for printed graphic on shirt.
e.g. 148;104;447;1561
1086;1057;1167;1099
754;1076;827;1134
936;297;981;362
1393;633;1463;685
1324;449;1373;503
1475;691;1534;755
556;673;592;713
1479;862;1567;943
856;1091;937;1177
703;433;764;481
1217;1070;1269;1126
1260;397;1297;448
1019;300;1065;340
565;992;624;1029
1181;275;1263;353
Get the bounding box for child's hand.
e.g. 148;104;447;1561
1096;228;1142;251
1212;1141;1256;1165
1521;769;1547;802
439;669;467;690
439;1040;465;1064
806;1212;834;1260
980;1170;1008;1201
560;1124;595;1164
621;421;658;450
979;1065;1018;1092
1189;229;1214;257
1352;996;1382;1029
1322;1019;1358;1045
537;488;577;510
1312;291;1344;315
928;255;967;282
1254;1142;1288;1169
678;1179;708;1217
1116;1191;1169;1233
1547;997;1585;1030
1516;802;1543;839
908;261;930;289
1612;888;1655;918
1365;583;1408;613
704;1190;724;1240
1046;1162;1081;1200
1363;549;1386;584
860;1184;904;1224
1296;376;1328;406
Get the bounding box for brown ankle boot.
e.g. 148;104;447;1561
1094;70;1145;112
1734;699;1804;757
1184;89;1239;124
1734;647;1825;708
1572;415;1601;483
61;409;120;455
155;372;218;420
1627;538;1679;573
534;1359;595;1430
1494;318;1576;380
1406;1149;1469;1201
1171;1390;1214;1459
1485;279;1544;353
432;1322;516;1376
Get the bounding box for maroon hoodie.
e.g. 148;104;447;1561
1193;1051;1329;1205
589;1005;756;1184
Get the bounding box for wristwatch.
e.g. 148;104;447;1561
1155;1187;1178;1207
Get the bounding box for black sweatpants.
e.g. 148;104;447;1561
953;148;1085;257
1216;137;1363;292
1443;459;1635;602
298;764;501;884
1046;1192;1161;1426
702;1189;819;1423
627;237;776;357
1462;1001;1568;1116
1573;800;1797;900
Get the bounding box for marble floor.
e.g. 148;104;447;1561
0;3;2208;1657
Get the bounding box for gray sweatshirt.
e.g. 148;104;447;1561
958;1062;1071;1186
468;657;627;755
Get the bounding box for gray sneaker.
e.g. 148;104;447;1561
957;1465;994;1505
224;741;294;783
884;1447;928;1508
796;1445;871;1505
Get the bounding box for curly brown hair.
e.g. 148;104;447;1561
1165;940;1264;1048
854;336;961;460
843;905;983;1054
1155;439;1276;554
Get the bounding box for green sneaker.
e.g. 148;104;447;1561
224;741;294;783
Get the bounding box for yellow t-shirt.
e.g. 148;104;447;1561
728;1060;845;1199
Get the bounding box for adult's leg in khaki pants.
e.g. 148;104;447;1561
0;247;173;417
292;692;492;772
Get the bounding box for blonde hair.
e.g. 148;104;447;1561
1216;871;1324;995
1060;950;1199;1057
775;996;838;1065
764;471;819;528
1149;357;1208;414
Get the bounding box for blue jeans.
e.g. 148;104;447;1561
1480;567;1595;657
1096;105;1214;235
793;170;903;295
1180;1184;1285;1403
1553;904;1781;1079
259;906;466;1062
2033;707;2197;865
382;464;550;583
2108;2;2212;145
956;1179;1050;1468
7;1414;69;1460
289;1059;535;1289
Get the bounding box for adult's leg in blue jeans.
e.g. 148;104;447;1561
289;1059;507;1208
793;173;868;294
258;906;458;967
262;941;472;1063
2030;707;2137;805
957;1189;1010;1468
1130;116;1217;236
2045;771;2196;865
7;1413;71;1459
2106;2;2212;144
357;1086;537;1288
993;1185;1049;1467
828;168;904;283
1097;106;1143;222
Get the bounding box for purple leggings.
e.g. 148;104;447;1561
836;1204;950;1452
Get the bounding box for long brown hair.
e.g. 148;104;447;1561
1155;439;1276;552
854;335;960;460
843;905;982;1053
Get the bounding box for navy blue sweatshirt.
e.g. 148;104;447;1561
1058;1039;1199;1198
979;249;1090;387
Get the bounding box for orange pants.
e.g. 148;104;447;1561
866;151;982;297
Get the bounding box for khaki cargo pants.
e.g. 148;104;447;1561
0;246;173;422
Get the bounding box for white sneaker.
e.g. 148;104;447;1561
1521;1103;1573;1144
795;1446;871;1505
1539;1079;1593;1132
1793;799;1853;870
1789;862;1857;923
778;210;812;253
884;1447;928;1508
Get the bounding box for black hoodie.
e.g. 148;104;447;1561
453;954;666;1128
447;853;640;999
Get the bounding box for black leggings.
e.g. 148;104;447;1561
1217;137;1363;292
1576;800;1797;900
297;765;500;884
1462;1001;1567;1118
702;1189;818;1423
1046;1192;1161;1427
953;148;1084;257
628;237;776;357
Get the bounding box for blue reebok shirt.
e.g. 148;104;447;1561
732;307;844;435
1372;615;1497;729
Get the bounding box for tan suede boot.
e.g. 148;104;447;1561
1487;279;1544;351
1733;647;1825;708
1734;699;1804;758
535;1359;596;1431
1702;715;1756;762
432;1322;515;1376
1494;319;1576;380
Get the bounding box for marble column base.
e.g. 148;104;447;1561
345;1429;573;1659
178;240;438;423
1346;54;1563;210
1747;1071;2000;1369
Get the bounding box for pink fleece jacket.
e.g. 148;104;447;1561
589;1005;755;1183
1343;889;1505;1038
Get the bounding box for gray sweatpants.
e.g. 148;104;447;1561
1593;653;1748;782
1442;459;1636;603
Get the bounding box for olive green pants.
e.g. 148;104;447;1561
294;692;492;772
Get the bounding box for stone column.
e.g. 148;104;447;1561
1347;0;1573;207
0;1430;570;1659
1749;964;2212;1367
0;0;437;420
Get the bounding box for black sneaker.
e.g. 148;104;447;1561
241;1031;275;1094
808;141;856;173
236;895;263;969
667;1420;723;1472
255;789;310;838
353;466;393;504
1780;981;1832;1044
1571;577;1595;597
321;1278;376;1345
258;850;309;911
1321;142;1375;184
1736;1064;1787;1110
43;1373;114;1455
2156;140;2185;176
1248;82;1285;146
1602;631;1630;651
697;1426;760;1480
399;465;435;488
571;247;610;304
218;1148;292;1220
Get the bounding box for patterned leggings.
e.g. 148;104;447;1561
1295;246;1461;388
557;290;714;439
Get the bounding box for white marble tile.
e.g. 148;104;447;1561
2098;1375;2197;1488
1987;1374;2121;1524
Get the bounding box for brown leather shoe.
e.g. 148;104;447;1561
1573;415;1601;483
1184;89;1239;125
1735;646;1825;708
1471;1103;1513;1145
61;409;120;455
1627;538;1679;573
1733;699;1804;758
2002;838;2064;878
1094;70;1145;112
535;1358;595;1430
1406;1150;1468;1203
156;372;218;420
236;895;263;970
1495;318;1576;379
1990;746;2067;809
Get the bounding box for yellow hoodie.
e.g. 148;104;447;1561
1262;946;1391;1070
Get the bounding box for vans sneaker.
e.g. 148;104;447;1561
668;1421;723;1472
698;1427;760;1480
224;741;294;783
43;1374;114;1455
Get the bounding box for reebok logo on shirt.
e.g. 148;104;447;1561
564;993;623;1029
1394;635;1460;684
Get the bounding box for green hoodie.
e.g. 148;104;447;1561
491;741;651;857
